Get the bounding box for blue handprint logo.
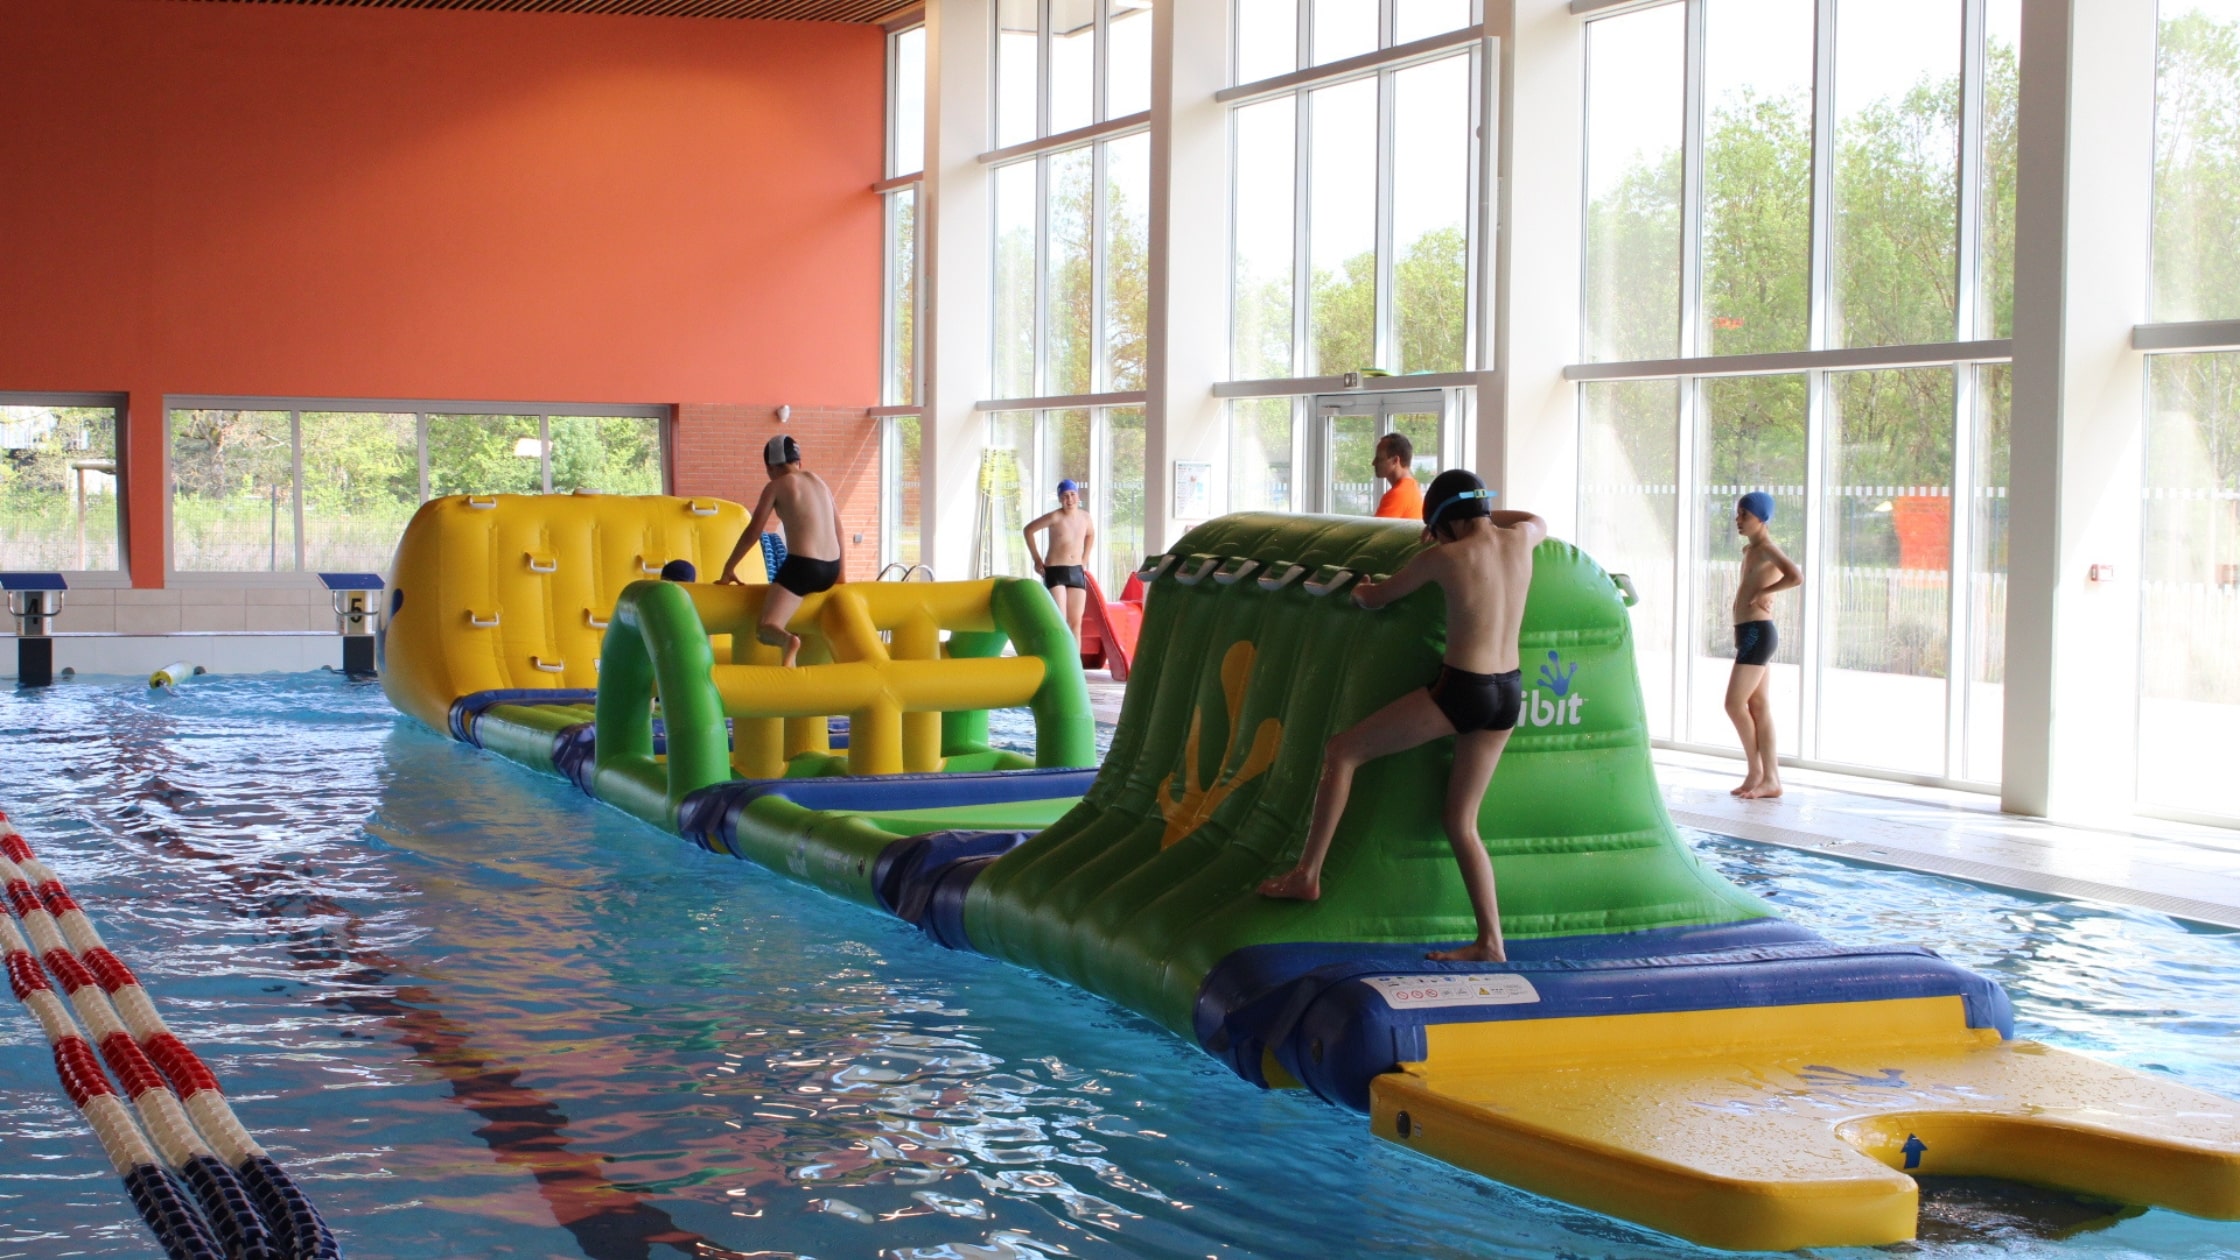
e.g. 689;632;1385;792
1537;650;1579;697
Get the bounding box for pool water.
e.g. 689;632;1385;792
0;672;2235;1260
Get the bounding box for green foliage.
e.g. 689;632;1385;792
0;407;119;570
1585;151;1684;361
1394;226;1468;374
1702;91;1813;357
2154;11;2240;323
1311;251;1378;374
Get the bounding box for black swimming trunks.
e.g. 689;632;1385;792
1427;665;1524;734
1043;564;1087;591
773;555;841;597
1735;619;1777;667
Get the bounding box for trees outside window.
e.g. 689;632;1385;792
170;405;663;575
1575;0;2018;783
0;403;120;573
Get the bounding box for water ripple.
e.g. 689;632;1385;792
0;676;2233;1258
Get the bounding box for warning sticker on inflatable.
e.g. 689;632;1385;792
1364;974;1541;1009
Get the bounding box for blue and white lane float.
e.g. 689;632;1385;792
0;817;342;1260
0;908;225;1258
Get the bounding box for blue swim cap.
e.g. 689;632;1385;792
1738;491;1775;524
1057;479;1079;495
659;559;697;582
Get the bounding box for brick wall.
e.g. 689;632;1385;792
672;404;881;578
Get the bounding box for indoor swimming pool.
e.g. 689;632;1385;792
1;672;2236;1259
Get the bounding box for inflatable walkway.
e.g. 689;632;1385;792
380;493;2240;1251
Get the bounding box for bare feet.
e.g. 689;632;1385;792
1730;778;1754;797
781;631;802;668
1257;869;1321;901
1426;941;1507;963
1740;781;1783;800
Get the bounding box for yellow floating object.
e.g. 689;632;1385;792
381;493;753;731
1370;996;2240;1251
148;661;204;688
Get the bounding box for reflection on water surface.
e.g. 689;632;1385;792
0;675;2235;1259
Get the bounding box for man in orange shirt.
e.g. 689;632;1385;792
1372;433;1424;520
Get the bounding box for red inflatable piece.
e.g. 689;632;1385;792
1077;572;1144;681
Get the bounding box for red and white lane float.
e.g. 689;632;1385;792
0;910;226;1259
0;814;341;1260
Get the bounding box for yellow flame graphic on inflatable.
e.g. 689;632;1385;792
1157;640;1283;848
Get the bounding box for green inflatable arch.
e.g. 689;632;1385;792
966;512;1769;1034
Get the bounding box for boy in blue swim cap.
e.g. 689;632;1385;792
1023;479;1096;643
1727;491;1801;799
1259;470;1546;963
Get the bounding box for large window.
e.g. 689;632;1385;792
168;403;664;575
2151;0;2240;324
1228;2;1482;383
1574;0;2017;785
982;3;1150;592
2140;353;2240;820
881;23;927;573
996;0;1151;147
2138;0;2240;821
0;397;122;575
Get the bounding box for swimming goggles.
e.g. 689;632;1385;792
1424;487;1496;529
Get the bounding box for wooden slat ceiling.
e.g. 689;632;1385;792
176;0;919;22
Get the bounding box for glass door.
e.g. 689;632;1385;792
1309;390;1447;514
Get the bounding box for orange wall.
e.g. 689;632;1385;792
0;0;882;584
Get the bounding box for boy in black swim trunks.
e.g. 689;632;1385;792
1259;470;1546;964
1725;491;1801;799
717;434;846;667
1022;478;1096;643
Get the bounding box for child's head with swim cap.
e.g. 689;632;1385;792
1423;469;1496;541
1737;491;1775;525
659;559;697;582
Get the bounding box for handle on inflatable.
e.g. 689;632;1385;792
1173;554;1222;586
586;611;610;629
1257;563;1306;592
526;554;557;574
635;556;663;576
466;496;498;510
1211;557;1262;586
467;610;501;628
1136;554;1178;582
531;656;566;673
1610;572;1640;606
1303;566;1356;598
685;500;721;516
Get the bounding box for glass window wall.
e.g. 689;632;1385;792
1583;4;1684;363
1227;17;1482;383
2152;0;2240;324
997;0;1151;147
2139;352;2240;819
1577;0;2014;784
170;406;662;575
0;402;121;573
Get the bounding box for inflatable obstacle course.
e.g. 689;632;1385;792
381;495;2240;1251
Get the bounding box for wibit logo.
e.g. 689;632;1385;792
1526;650;1588;727
1157;641;1283;848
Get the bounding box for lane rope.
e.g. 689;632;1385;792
0;910;225;1259
0;813;342;1259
